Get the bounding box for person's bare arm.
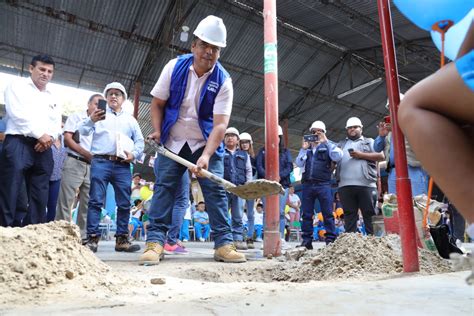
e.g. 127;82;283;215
64;132;93;161
148;97;167;141
350;151;385;162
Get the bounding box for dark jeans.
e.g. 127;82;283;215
0;135;53;226
46;179;61;222
338;185;377;235
301;183;337;245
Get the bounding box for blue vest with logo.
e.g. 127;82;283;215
224;149;248;185
161;54;230;156
302;143;332;184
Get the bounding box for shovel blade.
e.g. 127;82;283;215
227;179;283;200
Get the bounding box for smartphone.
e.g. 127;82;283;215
348;148;354;153
304;134;318;142
98;99;107;119
384;115;391;124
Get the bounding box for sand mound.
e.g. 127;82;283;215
0;221;124;304
179;233;453;283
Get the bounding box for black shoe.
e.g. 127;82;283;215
246;239;255;249
85;235;100;253
298;242;313;250
115;234;141;252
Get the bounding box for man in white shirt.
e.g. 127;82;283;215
55;94;103;240
0;54;62;226
140;15;246;265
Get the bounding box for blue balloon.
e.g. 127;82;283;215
394;0;473;31
431;9;474;61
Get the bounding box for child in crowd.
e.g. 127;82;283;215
193;201;210;242
128;199;144;240
254;203;264;242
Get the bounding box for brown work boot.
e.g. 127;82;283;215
234;240;248;250
246;238;255;249
214;244;247;263
115;234;141;252
138;242;164;266
85;235;100;253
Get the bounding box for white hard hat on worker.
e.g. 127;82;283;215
193;15;227;47
310;120;326;133
239;132;253;144
225;127;240;138
345;117;363;129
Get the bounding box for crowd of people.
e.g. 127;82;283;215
0;14;471;266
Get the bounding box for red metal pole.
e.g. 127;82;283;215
133;81;141;119
377;0;419;272
263;0;281;257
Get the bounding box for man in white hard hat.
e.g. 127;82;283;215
223;127;252;250
335;117;384;235
295;120;343;249
78;82;144;253
143;16;246;264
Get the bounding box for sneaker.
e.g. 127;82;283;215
115;234;141;252
85;235;100;253
176;240;186;248
234;240;248;250
164;243;188;255
281;239;292;250
139;242;164;266
199;237;205;242
255;237;263;242
298;242;313;250
246;239;255;249
182;239;189;242
214;244;247;263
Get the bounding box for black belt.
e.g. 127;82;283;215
94;154;127;163
8;134;37;143
67;153;90;164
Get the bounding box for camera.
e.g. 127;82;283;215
303;134;318;142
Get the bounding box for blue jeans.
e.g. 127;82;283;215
301;183;336;244
227;193;244;241
147;144;233;248
167;173;190;245
194;222;210;239
388;166;428;196
46;179;61;222
87;158;131;236
180;219;191;241
246;199;255;239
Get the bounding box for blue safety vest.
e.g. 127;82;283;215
302;143;332;184
160;54;230;156
224;149;248;185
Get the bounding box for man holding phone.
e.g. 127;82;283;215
78;82;144;253
55;93;103;241
295;120;343;249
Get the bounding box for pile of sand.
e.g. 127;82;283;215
0;221;125;304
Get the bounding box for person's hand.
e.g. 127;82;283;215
34;134;53;152
349;150;363;159
90;108;105;122
192;154;210;177
317;131;328;143
147;131;161;143
377;122;391;137
301;138;310;149
122;150;134;163
83;151;93;163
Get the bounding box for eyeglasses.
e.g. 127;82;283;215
107;92;123;98
346;126;360;130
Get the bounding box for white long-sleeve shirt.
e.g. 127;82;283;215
4;77;61;139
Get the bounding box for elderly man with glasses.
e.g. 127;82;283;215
78;82;144;253
295;120;342;249
335;117;384;235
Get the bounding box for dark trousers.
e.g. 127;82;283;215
46;179;61;222
0;135;53;226
301;183;337;244
338;185;377;235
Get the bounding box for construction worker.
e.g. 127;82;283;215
141;15;246;265
223;127;252;250
295;120;343;249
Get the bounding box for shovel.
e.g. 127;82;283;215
147;140;284;200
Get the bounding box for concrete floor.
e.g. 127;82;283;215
2;240;473;315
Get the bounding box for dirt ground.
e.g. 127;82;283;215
0;221;472;315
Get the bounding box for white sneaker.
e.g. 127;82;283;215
199;237;205;242
182;239;188;242
281;239;291;250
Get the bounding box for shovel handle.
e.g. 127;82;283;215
147;140;236;190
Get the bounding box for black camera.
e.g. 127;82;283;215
303;134;318;142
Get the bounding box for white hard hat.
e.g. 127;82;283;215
310;120;326;133
239;132;253;144
104;82;128;100
277;125;283;136
345;117;363;129
385;93;405;109
193;15;227;47
225;127;239;138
